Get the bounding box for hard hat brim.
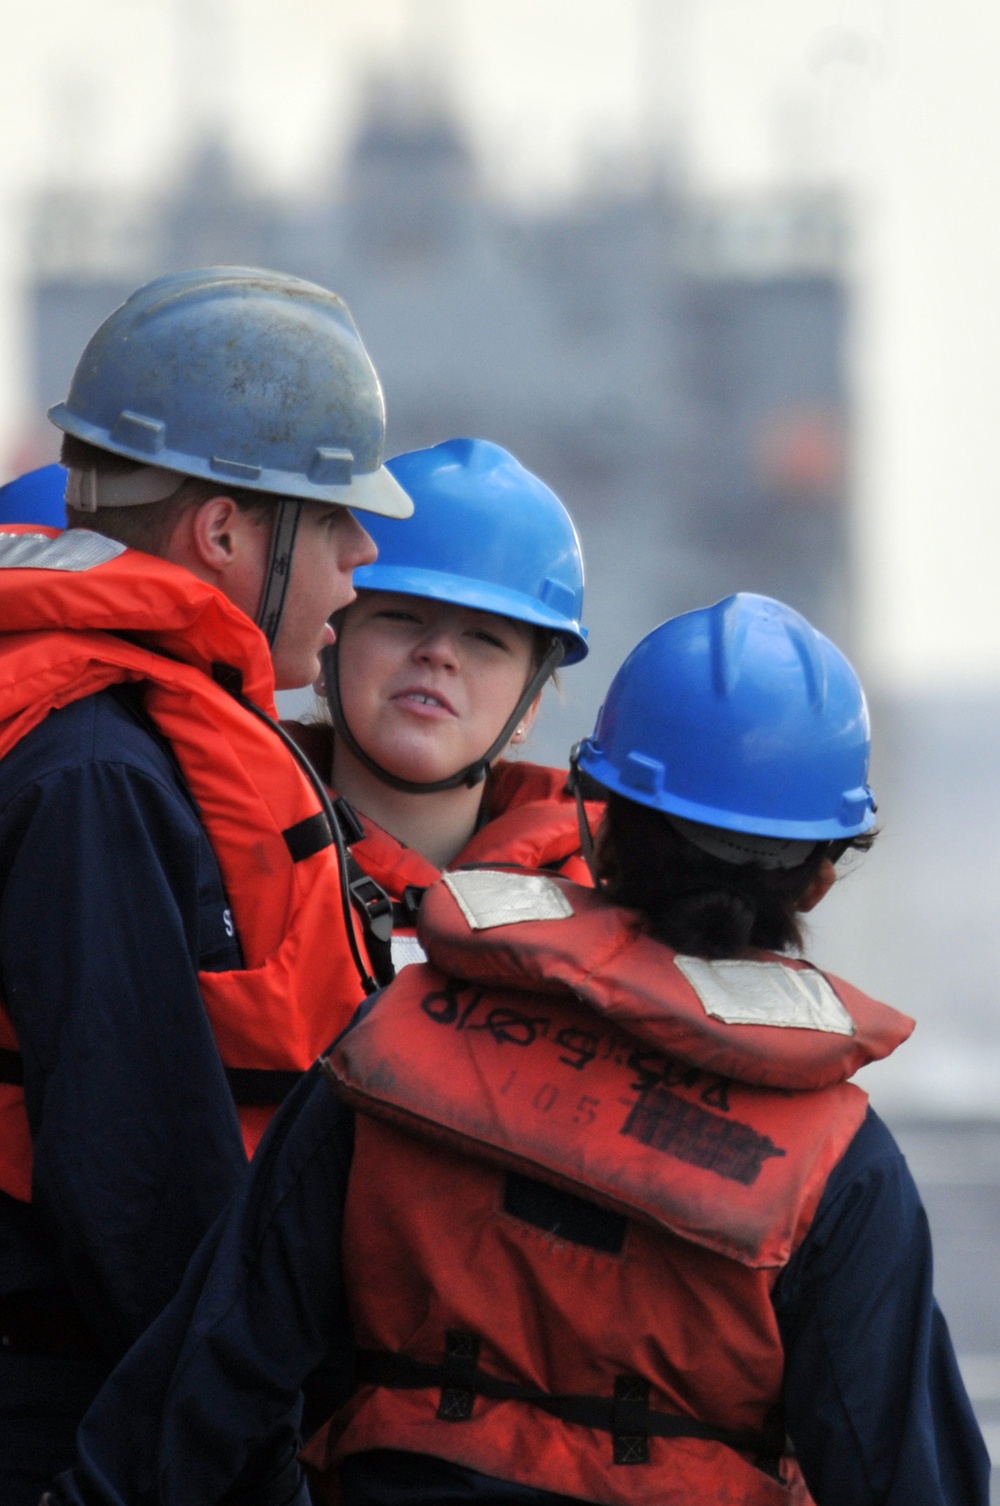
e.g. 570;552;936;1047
49;403;414;519
577;745;876;840
343;465;415;519
350;561;589;664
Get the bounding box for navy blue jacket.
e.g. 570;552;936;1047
49;1060;990;1506
0;686;246;1356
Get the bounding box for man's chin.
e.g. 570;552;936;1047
273;655;321;695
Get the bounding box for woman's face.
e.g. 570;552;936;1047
335;590;539;784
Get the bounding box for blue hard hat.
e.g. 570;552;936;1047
354;437;588;664
49;266;411;519
576;593;875;839
0;464;67;528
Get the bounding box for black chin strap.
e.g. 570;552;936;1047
320;636;565;796
567;744;606;890
256;498;303;649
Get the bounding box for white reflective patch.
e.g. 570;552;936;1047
0;530;126;572
390;934;428;971
442;869;574;931
675;955;856;1036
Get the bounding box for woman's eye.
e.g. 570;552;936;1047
470;631;507;650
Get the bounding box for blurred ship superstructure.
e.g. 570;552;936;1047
24;75;851;716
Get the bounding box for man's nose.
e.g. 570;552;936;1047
345;511;377;569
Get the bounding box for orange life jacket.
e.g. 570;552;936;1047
285;721;600;971
312;870;914;1505
0;526;371;1202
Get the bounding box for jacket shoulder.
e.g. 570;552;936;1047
0;685;182;799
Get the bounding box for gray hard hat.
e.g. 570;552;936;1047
50;265;412;520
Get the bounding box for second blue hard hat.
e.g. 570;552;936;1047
576;593;875;840
0;464;67;528
355;437;588;663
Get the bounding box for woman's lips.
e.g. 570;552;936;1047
391;686;457;717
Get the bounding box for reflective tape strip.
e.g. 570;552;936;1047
676;955;856;1036
0;530;126;571
442;869;574;931
390;934;429;971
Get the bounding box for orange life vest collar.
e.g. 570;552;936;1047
0;524;275;708
329;961;871;1269
416;870;914;1090
351;761;601;899
283;720;600;900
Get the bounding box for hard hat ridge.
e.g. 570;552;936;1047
710;593;828;711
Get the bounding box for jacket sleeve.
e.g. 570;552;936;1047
773;1108;990;1506
48;1067;354;1506
0;717;248;1358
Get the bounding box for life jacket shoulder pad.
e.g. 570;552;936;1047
325;963;869;1267
416;871;914;1090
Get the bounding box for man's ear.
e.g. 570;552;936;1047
188;495;246;572
796;857;837;913
160;495;269;621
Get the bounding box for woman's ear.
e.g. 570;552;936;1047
510;692;543;745
796;857;837;913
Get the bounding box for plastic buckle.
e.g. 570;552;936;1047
349;873;393;943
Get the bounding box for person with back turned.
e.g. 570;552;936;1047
46;592;988;1504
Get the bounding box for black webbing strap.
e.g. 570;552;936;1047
354;1344;784;1466
344;857;393;944
281;793;394;986
212;665;378;997
312;793;394;987
282;811;334;863
280;817;396;986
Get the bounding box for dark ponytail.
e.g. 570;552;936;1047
598;793;874;959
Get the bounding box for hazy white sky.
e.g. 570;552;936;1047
0;0;997;689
